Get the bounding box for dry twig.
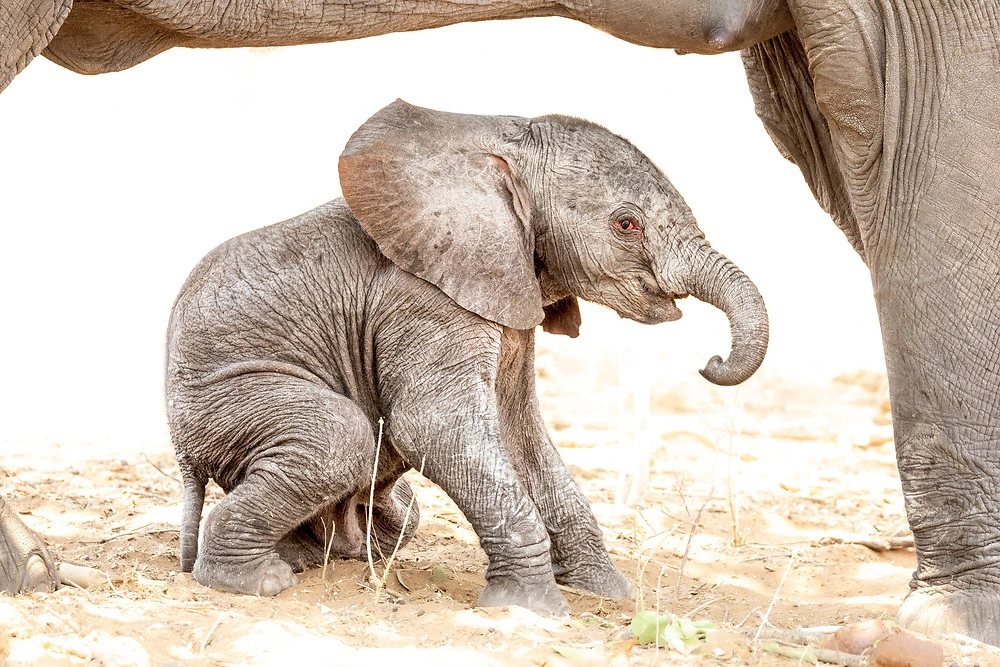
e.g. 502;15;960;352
80;526;179;545
754;548;798;642
821;535;914;552
199;615;225;655
674;488;713;600
141;452;181;485
365;418;384;587
762;641;866;666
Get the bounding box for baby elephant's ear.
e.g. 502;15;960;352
541;296;582;338
339;99;544;330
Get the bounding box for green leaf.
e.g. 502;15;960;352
630;611;663;645
630;611;715;652
661;625;686;653
678;618;700;638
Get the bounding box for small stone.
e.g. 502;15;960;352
823;619;899;655
870;633;944;667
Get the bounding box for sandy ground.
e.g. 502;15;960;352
3;305;998;667
1;14;994;667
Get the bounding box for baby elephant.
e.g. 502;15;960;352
166;99;768;614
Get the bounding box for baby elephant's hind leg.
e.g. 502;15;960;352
298;476;420;563
370;477;420;559
275;526;329;572
193;378;375;596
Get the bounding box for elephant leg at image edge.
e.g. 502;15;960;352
1;0;73;92
831;35;1000;648
745;4;1000;644
0;495;59;594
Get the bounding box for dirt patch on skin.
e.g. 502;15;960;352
1;325;998;666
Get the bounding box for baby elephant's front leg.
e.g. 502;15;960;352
497;328;633;600
389;399;568;616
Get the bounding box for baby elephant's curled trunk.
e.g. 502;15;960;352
683;242;769;386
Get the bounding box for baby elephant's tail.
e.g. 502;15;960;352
179;473;207;572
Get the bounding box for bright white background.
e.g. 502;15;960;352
0;18;883;448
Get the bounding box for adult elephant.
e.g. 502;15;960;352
3;0;999;645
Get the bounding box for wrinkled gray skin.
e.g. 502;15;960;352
4;0;999;648
165;100;769;612
0;498;59;596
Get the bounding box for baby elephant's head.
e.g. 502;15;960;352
340;100;768;385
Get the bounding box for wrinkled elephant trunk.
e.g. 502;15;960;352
681;241;769;386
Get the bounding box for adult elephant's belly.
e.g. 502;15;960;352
780;0;1000;644
41;0;570;74
42;0;186;75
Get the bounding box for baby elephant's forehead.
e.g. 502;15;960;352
538;118;670;191
553;152;675;212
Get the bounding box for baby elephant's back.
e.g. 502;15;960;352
166;198;388;385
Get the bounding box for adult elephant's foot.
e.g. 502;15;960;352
897;588;1000;646
193;554;298;596
0;495;59;594
554;562;633;599
478;575;570;616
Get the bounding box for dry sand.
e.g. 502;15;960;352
3;305;998;666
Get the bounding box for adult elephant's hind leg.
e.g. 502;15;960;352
192;377;376;596
1;0;73;93
0;496;58;594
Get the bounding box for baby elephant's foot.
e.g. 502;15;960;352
556;562;634;599
194;554;298;596
478;576;570;616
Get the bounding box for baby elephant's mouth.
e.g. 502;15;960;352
629;279;689;324
641;295;684;324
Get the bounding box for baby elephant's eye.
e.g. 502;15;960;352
616;218;641;233
611;207;644;236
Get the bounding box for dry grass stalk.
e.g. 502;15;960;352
141;451;181;485
674;485;713;601
126;489;174;503
654;564;665;665
199;614;225;656
632;507;679;613
754;548;798;642
80;526;178;545
724;393;743;547
762;641;865;667
321;518;334;583
669;389;740;605
377;454;425;580
362;419;426;602
365;418;385;587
